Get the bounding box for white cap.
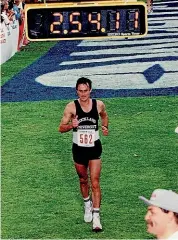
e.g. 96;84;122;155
139;189;178;213
175;126;178;134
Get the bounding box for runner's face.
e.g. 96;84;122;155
77;84;91;102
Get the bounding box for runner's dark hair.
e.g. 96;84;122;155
76;77;92;90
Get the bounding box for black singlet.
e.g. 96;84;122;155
72;99;102;165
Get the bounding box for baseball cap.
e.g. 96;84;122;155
139;189;178;213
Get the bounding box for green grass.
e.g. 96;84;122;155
2;96;178;239
1;41;57;86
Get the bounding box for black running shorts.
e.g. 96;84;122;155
72;139;102;166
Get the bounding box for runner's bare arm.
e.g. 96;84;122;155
97;100;109;136
59;102;75;133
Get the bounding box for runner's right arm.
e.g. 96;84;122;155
59;103;74;133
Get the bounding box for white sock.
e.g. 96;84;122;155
83;197;91;207
93;208;100;218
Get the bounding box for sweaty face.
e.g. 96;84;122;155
145;206;170;237
76;84;91;102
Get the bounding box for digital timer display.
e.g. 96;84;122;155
25;1;147;41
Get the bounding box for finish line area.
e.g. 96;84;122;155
1;0;178;102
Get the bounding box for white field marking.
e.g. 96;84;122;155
77;39;178;49
149;27;178;31
36;73;178;89
149;12;178;16
78;36;178;47
153;7;178;10
154;1;178;5
149;18;178;22
149;18;178;21
38;61;178;76
70;44;178;56
76;36;178;46
154;6;173;8
37;61;178;77
149;21;178;29
60;52;178;66
36;61;178;89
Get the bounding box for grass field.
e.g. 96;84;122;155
1;22;178;239
2;95;178;239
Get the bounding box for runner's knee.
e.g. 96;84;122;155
79;177;88;185
91;179;100;191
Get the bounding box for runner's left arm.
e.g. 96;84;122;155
98;101;109;136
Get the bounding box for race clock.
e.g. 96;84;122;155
25;1;148;41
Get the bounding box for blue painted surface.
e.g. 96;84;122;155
1;0;178;102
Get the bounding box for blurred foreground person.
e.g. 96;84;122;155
139;189;178;239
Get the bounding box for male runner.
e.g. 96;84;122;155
59;77;109;231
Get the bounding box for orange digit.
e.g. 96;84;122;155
116;12;120;30
134;11;139;29
50;13;63;34
88;12;101;31
70;12;82;33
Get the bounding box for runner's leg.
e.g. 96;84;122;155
75;162;92;222
89;159;102;231
75;162;89;198
89;159;102;208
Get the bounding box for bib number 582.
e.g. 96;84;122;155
77;130;95;147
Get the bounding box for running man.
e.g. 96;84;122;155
59;77;109;231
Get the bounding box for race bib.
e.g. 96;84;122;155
77;129;95;147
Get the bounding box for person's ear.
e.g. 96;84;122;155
167;211;175;223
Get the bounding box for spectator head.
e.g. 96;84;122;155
1;0;8;10
14;0;21;5
139;189;178;239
